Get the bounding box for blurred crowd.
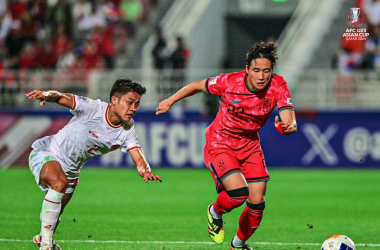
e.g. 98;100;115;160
151;28;191;104
0;0;153;72
335;0;380;72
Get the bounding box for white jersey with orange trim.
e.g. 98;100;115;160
31;95;141;178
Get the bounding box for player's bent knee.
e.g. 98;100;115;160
246;201;265;210
226;187;249;207
50;178;68;193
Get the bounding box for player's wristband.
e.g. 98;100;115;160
275;122;286;135
42;90;61;102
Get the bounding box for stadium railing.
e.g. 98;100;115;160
1;68;380;110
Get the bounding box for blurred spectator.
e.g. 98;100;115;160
91;23;116;69
151;27;166;71
57;41;76;70
364;0;380;29
335;29;366;72
363;26;380;69
3;20;25;69
77;4;106;39
27;0;48;29
51;24;70;55
20;43;38;69
169;36;191;91
48;0;73;38
169;36;190;70
99;0;120;21
119;0;144;37
355;0;366;9
73;0;92;22
20;9;38;43
0;0;6;17
82;38;100;70
9;0;27;20
40;42;58;69
0;9;13;43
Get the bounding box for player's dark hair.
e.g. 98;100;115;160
109;78;146;102
245;41;278;68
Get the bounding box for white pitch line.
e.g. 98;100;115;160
1;239;379;247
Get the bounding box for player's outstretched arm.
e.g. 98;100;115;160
129;148;162;183
25;90;74;109
275;110;297;135
156;79;207;115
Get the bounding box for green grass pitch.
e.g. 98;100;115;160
0;168;379;250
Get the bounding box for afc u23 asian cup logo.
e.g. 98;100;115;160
347;7;365;27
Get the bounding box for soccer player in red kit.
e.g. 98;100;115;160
156;41;297;250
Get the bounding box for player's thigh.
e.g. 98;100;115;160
247;181;267;204
241;148;270;184
223;172;248;191
40;161;68;192
206;152;247;191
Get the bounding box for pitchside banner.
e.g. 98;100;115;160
0;110;379;168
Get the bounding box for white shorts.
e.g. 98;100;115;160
29;150;79;194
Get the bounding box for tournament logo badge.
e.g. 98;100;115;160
262;98;272;112
342;7;369;41
218;159;226;171
347;8;364;27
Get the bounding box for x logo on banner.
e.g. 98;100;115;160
302;124;339;165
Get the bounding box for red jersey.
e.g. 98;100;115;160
205;70;293;151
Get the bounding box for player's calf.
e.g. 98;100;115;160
207;187;249;244
40;189;64;247
236;201;265;242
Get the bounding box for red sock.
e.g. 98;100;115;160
237;202;265;241
213;188;248;215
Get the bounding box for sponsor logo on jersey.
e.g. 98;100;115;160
218;159;226;171
287;98;292;104
231;99;242;104
209;76;218;86
262;98;272;112
88;130;99;139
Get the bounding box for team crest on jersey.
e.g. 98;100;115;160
209;76;218;86
218;159;226;171
263;98;272;112
110;144;121;151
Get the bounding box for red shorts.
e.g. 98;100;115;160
204;139;270;193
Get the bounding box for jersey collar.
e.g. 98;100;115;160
105;104;124;129
245;74;271;94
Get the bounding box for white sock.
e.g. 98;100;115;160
41;189;64;246
232;235;246;247
210;204;222;219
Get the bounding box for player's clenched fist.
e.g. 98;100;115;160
274;115;297;135
156;99;173;115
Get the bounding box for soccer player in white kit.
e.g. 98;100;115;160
25;79;162;250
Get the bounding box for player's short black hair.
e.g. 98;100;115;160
245;41;278;68
109;78;146;102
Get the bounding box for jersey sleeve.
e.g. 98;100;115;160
276;82;294;112
120;125;141;153
204;73;228;96
70;95;101;119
